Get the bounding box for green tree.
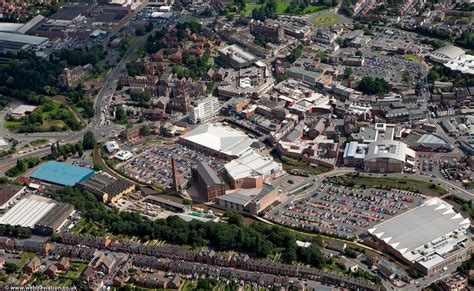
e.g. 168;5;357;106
115;106;126;122
224;211;243;226
427;69;440;82
357;76;389;95
4;263;18;274
93;163;104;171
82;131;96;150
135;24;146;36
344;67;353;79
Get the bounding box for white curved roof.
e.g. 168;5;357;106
364;140;414;162
414;134;454;150
430;45;465;62
181;124;255;157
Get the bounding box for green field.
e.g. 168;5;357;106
280;156;331;175
231;0;327;16
4;100;77;133
404;54;425;62
326;174;447;195
310;13;340;26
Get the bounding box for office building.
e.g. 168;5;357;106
189;96;221;124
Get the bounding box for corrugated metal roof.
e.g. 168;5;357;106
30;161;95;186
0;198;55;228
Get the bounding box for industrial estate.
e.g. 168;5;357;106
0;0;473;290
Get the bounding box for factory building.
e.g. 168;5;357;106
191;161;226;202
0;195;74;235
223;151;283;189
76;172;135;203
30;161;95;187
368;198;471;276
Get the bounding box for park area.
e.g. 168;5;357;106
226;0;329;16
310;13;340;26
4;100;81;133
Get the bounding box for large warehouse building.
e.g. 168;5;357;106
179;123;257;160
30;161;95;186
0;31;48;54
364;140;416;173
429;45;465;64
368;198;471;276
411;134;454;152
0;195;74;235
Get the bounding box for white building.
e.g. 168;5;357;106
179;123;257;159
429;45;465;64
369;198;471;276
364;140;416;173
189;96;221;124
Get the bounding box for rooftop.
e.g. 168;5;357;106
181;124;256;157
30;161;95;186
219;44;257;65
364;140;415;162
0;32;48;46
224;151;282;180
195;161;222;187
413;134;454;150
369;198;470;262
0;196;56;228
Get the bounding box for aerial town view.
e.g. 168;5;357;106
0;0;473;290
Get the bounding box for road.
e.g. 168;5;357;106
92;32;152;127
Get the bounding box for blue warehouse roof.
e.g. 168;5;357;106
30;161;95;186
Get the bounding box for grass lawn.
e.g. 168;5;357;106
63;262;88;279
181;280;196;291
275;0;290;14
465;182;474;189
404;54;425;62
29;139;49;146
4;120;22;131
280;156;331;175
327;174;447;195
39;120;66;131
310;13;340;26
18;252;37;267
243;2;262;15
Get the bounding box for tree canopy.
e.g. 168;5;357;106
50;187;326;268
357;76;389;95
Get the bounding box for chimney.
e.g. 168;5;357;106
171;157;180;193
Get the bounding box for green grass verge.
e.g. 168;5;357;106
404;54;425;62
29;139;49;146
18;252;37;267
310;13;340;26
281;156;331;175
328;174;447;195
465;182;474;189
